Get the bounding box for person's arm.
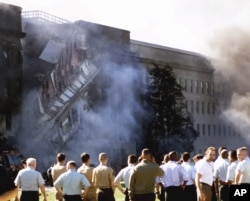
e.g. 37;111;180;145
39;185;47;201
195;173;206;201
235;170;242;185
114;169;125;194
128;170;135;201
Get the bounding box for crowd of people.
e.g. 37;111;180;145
0;146;250;201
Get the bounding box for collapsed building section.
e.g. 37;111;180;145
0;3;25;149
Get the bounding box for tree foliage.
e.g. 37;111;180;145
144;64;198;158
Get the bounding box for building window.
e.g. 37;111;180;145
197;124;200;134
190;80;193;93
218;125;221;136
196;101;199;113
213;125;216;136
194;80;198;93
190;100;194;113
202;102;205;114
207;102;210;114
202;124;206;136
208;124;211;136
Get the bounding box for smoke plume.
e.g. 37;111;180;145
208;26;250;143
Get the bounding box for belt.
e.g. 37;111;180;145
98;186;111;189
200;182;212;188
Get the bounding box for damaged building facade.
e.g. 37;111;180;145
0;3;247;169
0;3;24;149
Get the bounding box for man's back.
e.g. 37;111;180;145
52;164;67;182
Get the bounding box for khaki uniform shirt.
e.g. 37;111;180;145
92;164;114;188
129;159;164;196
51;164;67;182
77;164;96;200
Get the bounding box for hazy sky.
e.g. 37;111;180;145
3;0;250;56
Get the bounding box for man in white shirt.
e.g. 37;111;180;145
114;154;137;201
181;152;196;201
195;146;216;201
235;147;250;185
54;160;90;201
159;151;188;201
226;150;238;185
213;149;229;201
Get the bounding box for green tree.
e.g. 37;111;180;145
144;63;198;159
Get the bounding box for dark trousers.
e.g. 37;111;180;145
165;186;182;201
97;188;115;201
64;194;82;201
183;184;196;201
124;188;129;201
133;193;155;201
20;191;39;201
220;185;229;201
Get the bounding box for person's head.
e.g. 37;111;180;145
205;146;216;162
237;147;248;161
218;146;227;155
181;152;190;162
22;159;27;168
192;154;203;163
228;150;237;163
99;152;108;164
169;151;178;162
26;158;37;169
163;154;169;163
57;153;66;163
140;148;152;161
220;149;228;159
127;154;137;165
66;160;77;170
80;152;90;165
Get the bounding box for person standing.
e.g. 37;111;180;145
114;154;138;201
77;152;97;201
129;148;164;201
225;150;238;185
181;152;196;201
235;147;250;185
92;152;116;201
195;146;216;201
51;153;67;201
54;160;90;201
159;151;188;201
213;149;229;201
14;157;47;201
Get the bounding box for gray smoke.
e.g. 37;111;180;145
208;26;250;143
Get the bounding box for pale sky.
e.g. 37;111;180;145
2;0;250;56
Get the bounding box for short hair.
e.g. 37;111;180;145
193;154;203;161
205;146;216;155
163;154;169;163
99;153;107;162
229;150;237;160
169;151;178;161
57;153;66;162
66;160;77;168
26;158;36;166
237;147;248;152
80;152;90;163
141;148;152;156
218;146;227;154
21;159;27;165
128;154;137;164
182;152;190;162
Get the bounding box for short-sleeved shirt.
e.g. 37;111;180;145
196;159;214;186
92;164;114;188
226;161;238;183
77;164;96;193
114;164;135;188
51;164;67;182
54;169;90;195
159;161;188;187
129;159;164;196
181;162;195;185
236;157;250;184
14;167;44;191
213;158;229;182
